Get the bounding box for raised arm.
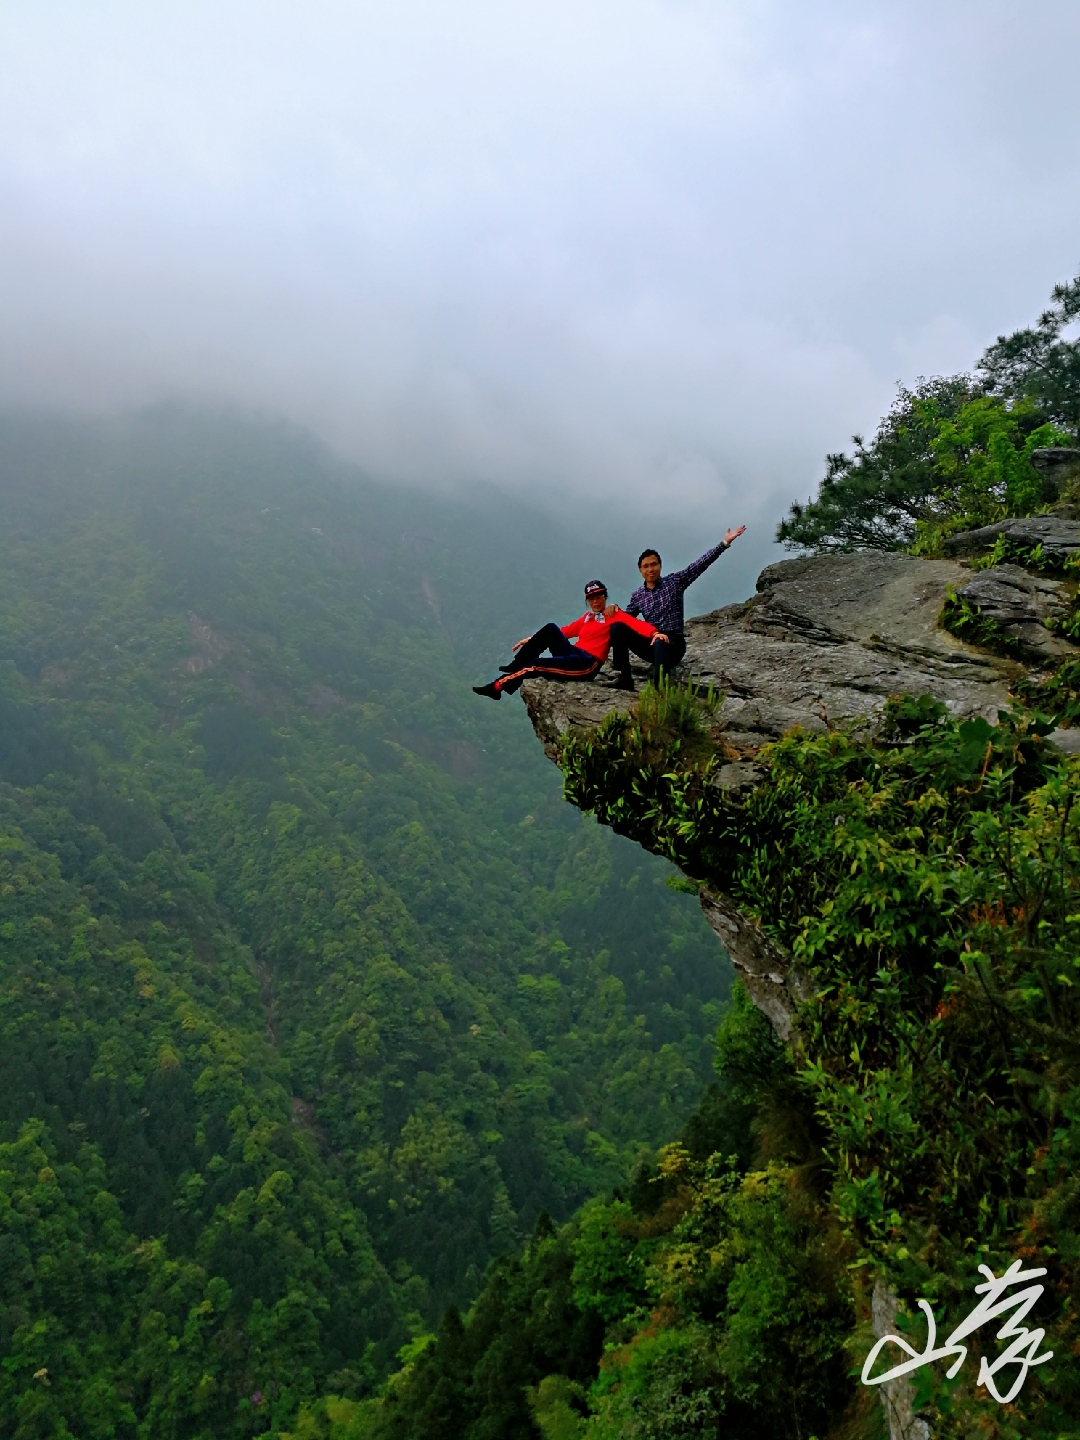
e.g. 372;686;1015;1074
669;526;745;590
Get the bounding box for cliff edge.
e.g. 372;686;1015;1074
521;547;1080;1038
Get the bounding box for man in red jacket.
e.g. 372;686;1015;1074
473;580;664;700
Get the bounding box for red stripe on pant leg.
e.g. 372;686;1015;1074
496;659;601;689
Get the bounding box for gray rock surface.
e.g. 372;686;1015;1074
954;563;1074;660
711;759;765;795
942;513;1080;565
697;886;811;1043
871;1281;932;1440
1030;447;1080;490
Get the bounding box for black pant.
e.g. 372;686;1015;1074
609;623;687;686
495;622;602;695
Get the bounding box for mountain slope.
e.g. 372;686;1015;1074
0;409;731;1436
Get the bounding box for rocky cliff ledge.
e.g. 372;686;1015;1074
521;548;1080;1037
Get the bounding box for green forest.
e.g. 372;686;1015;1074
5;271;1080;1440
0;410;731;1437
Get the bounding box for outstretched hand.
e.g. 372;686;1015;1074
724;525;746;546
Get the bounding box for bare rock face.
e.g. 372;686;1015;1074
942;513;1080;566
693;552;1022;746
696;885;811;1043
954;564;1074;660
1030;447;1080;494
520;551;1032;1036
871;1282;932;1440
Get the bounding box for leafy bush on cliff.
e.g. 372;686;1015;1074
539;687;1080;1437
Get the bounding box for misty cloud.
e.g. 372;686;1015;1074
3;0;1080;540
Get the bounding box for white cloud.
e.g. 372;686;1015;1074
2;0;1079;538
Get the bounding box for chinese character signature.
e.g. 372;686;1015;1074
861;1260;1053;1404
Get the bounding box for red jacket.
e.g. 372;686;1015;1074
562;607;656;660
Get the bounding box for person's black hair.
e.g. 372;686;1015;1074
637;548;661;568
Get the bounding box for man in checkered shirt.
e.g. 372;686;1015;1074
610;526;745;690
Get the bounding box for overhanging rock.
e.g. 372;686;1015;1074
520;551;1043;1038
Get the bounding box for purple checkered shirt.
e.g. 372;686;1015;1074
625;542;728;634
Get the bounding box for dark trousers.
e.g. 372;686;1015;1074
610;623;687;686
495;622;602;695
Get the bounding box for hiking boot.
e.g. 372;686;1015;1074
472;682;501;701
614;674;636;692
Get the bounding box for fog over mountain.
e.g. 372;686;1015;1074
3;0;1080;564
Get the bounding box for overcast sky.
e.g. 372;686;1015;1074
3;0;1080;562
